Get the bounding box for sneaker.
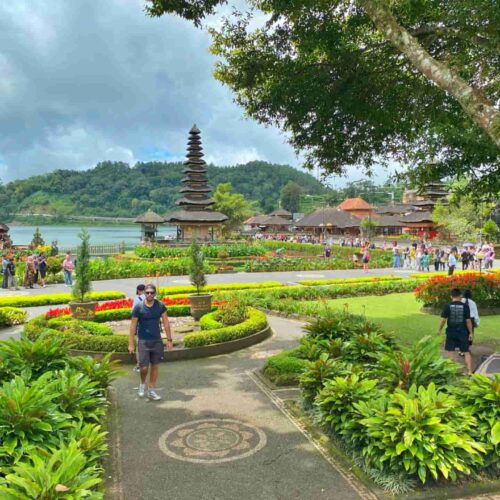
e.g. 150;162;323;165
138;384;146;398
148;390;161;401
133;365;140;373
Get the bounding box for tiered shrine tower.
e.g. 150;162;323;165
164;125;227;241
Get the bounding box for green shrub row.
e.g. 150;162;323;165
135;243;267;258
47;318;114;336
0;290;125;308
215;280;420;310
298;276;403;286
262;350;308;386
158;281;283;297
184;308;268;348
0;337;115;497
0;307;27;327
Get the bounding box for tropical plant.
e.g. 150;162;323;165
30;227;45;249
457;374;500;470
216;299;247;326
0;337;69;383
300;353;340;406
72;229;92;302
53;370;107;422
0;441;103;499
315;375;380;444
341;332;392;364
189;238;207;295
64;422;108;468
0;373;70;464
68;354;121;390
375;336;460;390
356;383;485;483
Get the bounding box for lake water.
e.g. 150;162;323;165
8;225;176;247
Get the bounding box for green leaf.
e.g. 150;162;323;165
492;422;500;445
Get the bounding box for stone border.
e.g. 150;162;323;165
69;325;272;363
421;305;500;316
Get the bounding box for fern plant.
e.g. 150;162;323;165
68;353;121;390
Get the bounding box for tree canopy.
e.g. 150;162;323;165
0;160;326;219
146;0;499;198
212;182;256;236
280;181;303;214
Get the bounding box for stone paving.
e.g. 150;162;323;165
108;316;373;500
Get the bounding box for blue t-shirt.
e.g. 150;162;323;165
131;299;167;341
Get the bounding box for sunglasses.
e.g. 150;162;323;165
145;291;155;295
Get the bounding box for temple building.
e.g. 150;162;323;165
164;125;227;241
134;210;164;242
337;198;374;218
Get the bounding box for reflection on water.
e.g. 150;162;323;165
8;225;176;246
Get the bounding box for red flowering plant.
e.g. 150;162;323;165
415;273;500;309
45;296;226;319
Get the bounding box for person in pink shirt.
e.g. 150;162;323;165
62;252;75;287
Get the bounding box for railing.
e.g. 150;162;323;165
58;242;126;256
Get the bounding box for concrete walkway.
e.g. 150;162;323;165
109;316;371;500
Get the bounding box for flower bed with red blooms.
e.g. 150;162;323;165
415;273;500;308
45;297;224;319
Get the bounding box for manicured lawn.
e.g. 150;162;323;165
304;293;500;347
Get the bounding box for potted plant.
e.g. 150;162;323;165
188;238;212;320
69;229;97;320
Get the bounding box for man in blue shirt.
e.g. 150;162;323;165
129;284;173;400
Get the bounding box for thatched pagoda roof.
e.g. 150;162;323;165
373;215;405;227
134;210;164;224
399;211;434;223
164;210;228;224
270;208;292;217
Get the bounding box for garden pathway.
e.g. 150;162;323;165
109;316;373;500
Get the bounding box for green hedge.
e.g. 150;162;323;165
0;291;125;308
135;243;267;258
47;318;113;336
158;281;283;297
199;311;223;330
0;307;27;327
299;276;403;286
262;348;308;386
24;326;130;352
184;308;268;347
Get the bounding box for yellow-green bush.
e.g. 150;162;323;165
158;281;283;296
0;291;125;308
0;307;27;327
184;308;268;347
299;276;403;286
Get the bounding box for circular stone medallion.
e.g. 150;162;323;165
158;418;267;464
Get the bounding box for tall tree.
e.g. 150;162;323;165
212;183;256;237
145;0;499;198
280;181;303;213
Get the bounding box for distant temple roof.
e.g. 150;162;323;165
375;203;414;215
373;215;405;227
400;211;434;223
164;210;228;224
338;197;373;211
0;223;9;232
134;210;164;224
296;208;360;228
269;208;292;217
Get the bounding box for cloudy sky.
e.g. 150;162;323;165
0;0;388;186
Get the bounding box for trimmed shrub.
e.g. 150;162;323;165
0;307;27;327
183;307;268;347
158;281;283;297
299;276;403;286
0;291;125;308
199;311;223;330
415;273;499;309
135;243;267;259
263;349;308;386
47;318;114;336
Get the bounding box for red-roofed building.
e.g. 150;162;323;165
337;198;374;218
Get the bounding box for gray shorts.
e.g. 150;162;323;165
138;340;164;367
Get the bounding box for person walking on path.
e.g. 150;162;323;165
392;243;401;268
23;256;36;289
7;255;19;290
129;284;173;401
132;284;146;373
38;252;47;288
421;251;430;272
461;249;469;271
437;288;474;375
62;252;74;287
1;255;9;289
362;248;370;272
448;248;458;276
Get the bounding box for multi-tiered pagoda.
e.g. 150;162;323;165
164;125;227;241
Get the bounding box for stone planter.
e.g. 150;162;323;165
69;301;98;320
188;294;213;320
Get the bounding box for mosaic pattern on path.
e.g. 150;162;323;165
158;419;267;464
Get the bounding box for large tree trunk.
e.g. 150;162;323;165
358;0;500;147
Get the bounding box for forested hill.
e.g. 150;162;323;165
0;161;326;218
